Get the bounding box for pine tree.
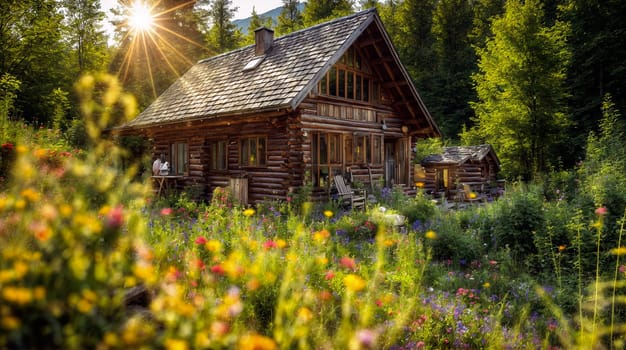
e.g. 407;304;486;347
469;0;571;180
430;0;475;139
276;0;303;35
563;0;626;157
245;7;274;44
303;0;354;26
203;0;242;54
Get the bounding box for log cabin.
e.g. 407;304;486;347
418;145;502;199
114;9;441;204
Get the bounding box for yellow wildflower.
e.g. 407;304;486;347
316;256;329;266
34;148;47;159
483;282;491;289
610;247;626;256
425;230;437;240
2;286;33;305
323;210;333;218
468;192;477;199
344;274;366;292
1;315;20;330
314;229;331;242
33;287;46;301
20;188;40;202
238;334;277;350
243;208;255;217
286;252;298;262
98;205;111;216
60;204;73;217
103;332;119;346
297;307;313;323
276;239;287;248
13;261;28;278
205;239;222;253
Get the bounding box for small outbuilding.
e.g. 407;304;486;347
418;145;502;199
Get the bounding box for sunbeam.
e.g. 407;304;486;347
114;0;211;101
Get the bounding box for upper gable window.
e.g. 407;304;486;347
319;47;374;103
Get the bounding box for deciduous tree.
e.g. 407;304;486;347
468;0;570;180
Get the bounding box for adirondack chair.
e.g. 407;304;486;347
462;183;483;203
333;174;366;210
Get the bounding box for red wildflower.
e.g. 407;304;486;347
324;270;335;280
195;236;208;245
595;206;608;216
340;256;357;271
210;264;225;275
106;206;124;229
263;240;277;250
194;259;206;270
160;207;173;216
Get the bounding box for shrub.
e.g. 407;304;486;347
399;194;437;225
490;185;545;267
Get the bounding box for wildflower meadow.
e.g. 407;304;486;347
1;74;626;349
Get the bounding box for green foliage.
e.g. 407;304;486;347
429;212;484;263
490;185;545;267
469;0;571;180
276;0;304;35
414;137;443;164
398;194;437;225
0;73;21;141
243;7;275;45
302;0;354;26
203;0;243;53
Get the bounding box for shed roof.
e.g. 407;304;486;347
118;9;439;137
421;145;500;168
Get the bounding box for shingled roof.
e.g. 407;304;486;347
422;145;500;167
119;9;439;136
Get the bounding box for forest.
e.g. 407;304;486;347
1;0;625;180
1;0;626;349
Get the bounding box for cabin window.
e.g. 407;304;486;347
344;134;383;166
317;47;374;103
312;132;342;188
208;139;227;171
240;136;266;167
170;142;189;175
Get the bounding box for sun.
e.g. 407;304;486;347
128;2;154;32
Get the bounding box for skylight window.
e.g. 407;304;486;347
243;56;265;71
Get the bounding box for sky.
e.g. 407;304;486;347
101;0;285;21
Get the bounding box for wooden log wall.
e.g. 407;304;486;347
300;96;411;199
119;94;430;204
129;110;305;204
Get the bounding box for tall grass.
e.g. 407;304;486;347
1;74;626;349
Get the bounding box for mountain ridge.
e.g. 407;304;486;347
233;4;305;34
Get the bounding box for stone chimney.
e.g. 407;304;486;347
254;27;274;56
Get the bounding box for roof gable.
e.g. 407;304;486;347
120;9;439;137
